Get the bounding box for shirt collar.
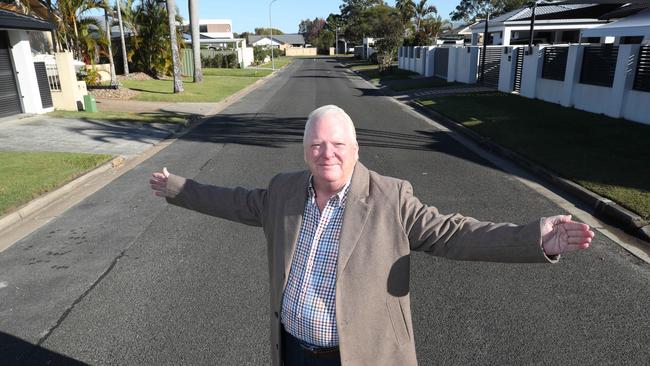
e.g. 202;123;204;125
307;175;352;206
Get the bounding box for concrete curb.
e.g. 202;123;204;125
0;64;285;239
408;100;650;243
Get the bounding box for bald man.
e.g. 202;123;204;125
150;105;594;366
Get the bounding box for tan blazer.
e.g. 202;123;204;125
166;162;555;366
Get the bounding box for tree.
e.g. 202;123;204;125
166;0;183;92
115;0;129;75
413;0;437;32
254;27;283;35
103;0;117;86
450;0;528;22
56;0;105;59
395;0;415;30
413;15;451;45
326;13;345;53
339;0;384;43
188;0;202;82
370;5;403;72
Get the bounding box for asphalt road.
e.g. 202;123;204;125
1;58;649;365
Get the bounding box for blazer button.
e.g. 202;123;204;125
275;311;279;318
276;344;279;349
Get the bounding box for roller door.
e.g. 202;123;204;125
0;31;22;118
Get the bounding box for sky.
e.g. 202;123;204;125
172;0;459;35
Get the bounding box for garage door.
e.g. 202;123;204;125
0;31;22;118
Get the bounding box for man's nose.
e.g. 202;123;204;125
322;143;335;158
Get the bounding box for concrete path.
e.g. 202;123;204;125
0;114;181;157
97;99;220;117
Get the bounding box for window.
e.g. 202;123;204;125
199;25;207;33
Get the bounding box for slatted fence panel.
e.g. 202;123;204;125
633;45;650;93
33;62;53;108
541;46;569;81
579;45;618;87
434;47;449;79
479;47;502;88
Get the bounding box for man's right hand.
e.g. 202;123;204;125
150;167;171;197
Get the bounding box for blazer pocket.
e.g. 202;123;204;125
386;297;410;346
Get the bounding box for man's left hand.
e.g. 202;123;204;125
541;215;594;256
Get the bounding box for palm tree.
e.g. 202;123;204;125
57;0;105;59
115;0;129;75
188;0;202;83
103;0;117;86
420;15;452;43
413;0;437;33
395;0;415;27
165;0;183;93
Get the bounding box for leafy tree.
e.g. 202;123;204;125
395;0;415;25
450;0;528;22
413;0;437;32
56;0;105;59
370;5;403;72
254;27;284;35
339;0;385;43
412;15;451;45
129;0;183;78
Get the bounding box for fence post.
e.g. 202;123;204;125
520;45;542;99
449;47;459;83
468;46;479;84
498;46;514;93
561;45;583;107
608;44;638;118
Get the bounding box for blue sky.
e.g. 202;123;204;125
173;0;458;34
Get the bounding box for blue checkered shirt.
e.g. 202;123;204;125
280;178;350;348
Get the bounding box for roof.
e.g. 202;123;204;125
248;34;305;45
0;8;54;31
470;3;619;30
582;7;650;36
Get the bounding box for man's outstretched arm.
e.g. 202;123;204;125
149;167;268;227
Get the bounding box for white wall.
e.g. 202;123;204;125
238;47;254;68
622;90;650;124
8;30;48;114
536;78;564;104
449;46;479;84
498;46;515;92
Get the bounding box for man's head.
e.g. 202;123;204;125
303;105;359;193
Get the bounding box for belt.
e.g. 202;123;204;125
282;327;340;357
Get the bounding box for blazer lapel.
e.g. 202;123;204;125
337;163;371;274
282;171;309;290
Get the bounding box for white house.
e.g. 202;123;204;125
469;4;614;46
182;19;234;40
248;34;306;50
0;8;55;118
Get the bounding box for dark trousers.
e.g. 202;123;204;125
281;327;342;366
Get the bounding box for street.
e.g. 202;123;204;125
1;58;649;365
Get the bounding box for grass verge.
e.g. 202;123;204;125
259;56;293;69
419;92;650;220
0;151;113;216
48;110;187;124
348;62;459;91
203;68;273;77
122;75;260;103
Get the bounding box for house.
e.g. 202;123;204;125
247;34;305;50
0;7;56;118
580;6;650;44
468;3;621;46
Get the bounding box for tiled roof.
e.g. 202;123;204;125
248;33;305;45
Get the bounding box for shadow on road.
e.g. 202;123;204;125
0;331;87;366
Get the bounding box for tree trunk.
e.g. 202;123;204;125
166;0;184;93
116;0;129;75
189;0;203;83
104;6;117;87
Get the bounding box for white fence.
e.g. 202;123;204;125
398;44;650;125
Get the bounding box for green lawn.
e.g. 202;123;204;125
122;75;260;102
259;56;293;69
48;110;187;124
348;62;459;91
419;92;650;219
0;151;113;216
203;68;272;77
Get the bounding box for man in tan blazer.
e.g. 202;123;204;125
150;105;594;366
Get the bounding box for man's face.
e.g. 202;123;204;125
303;113;359;190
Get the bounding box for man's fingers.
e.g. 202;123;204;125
163;167;170;178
